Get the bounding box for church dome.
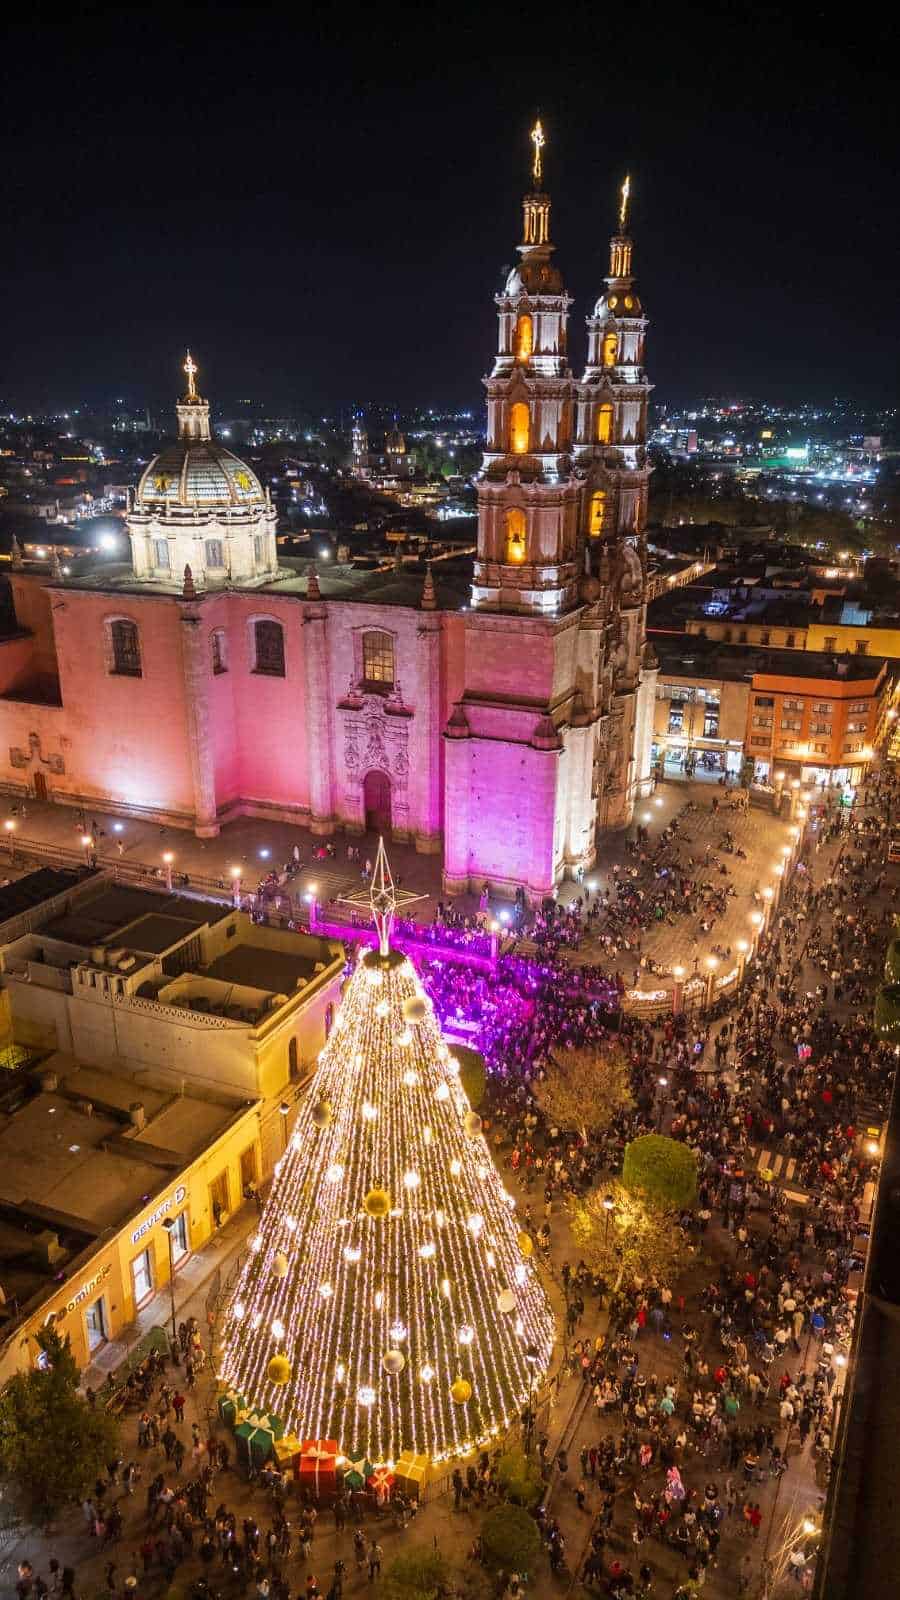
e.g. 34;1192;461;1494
593;289;643;320
137;440;264;509
505;257;563;297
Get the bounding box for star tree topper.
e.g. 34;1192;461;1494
339;837;426;955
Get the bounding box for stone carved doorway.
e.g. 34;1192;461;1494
363;768;392;837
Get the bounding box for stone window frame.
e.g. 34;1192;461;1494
206;539;225;570
103;613;143;679
248;613;287;678
211;628;228;676
357;626;397;693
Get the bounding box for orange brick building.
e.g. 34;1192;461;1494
746;658;889;788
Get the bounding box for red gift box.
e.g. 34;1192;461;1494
297;1439;339;1498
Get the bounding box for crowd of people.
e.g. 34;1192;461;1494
13;769;900;1600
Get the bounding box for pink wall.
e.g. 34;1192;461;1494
228;597;309;810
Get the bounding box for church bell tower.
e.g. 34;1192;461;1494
472;122;580;614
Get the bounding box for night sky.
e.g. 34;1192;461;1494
3;5;898;413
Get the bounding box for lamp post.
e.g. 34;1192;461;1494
3;818;15;862
230;866;242;907
603;1193;616;1246
279;1099;290;1152
161;1216;178;1344
672;963;685;1015
704;956;719;1010
162;850;175;893
523;1342;539;1455
81;833;94;865
736;938;749;987
656;1076;668;1132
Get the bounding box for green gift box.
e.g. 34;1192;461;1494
344;1453;372;1491
235;1419;274;1468
260;1410;285;1441
217;1390;248;1428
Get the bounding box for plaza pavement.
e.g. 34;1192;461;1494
0;782;797;1002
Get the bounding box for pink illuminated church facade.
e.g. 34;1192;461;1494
0;138;656;901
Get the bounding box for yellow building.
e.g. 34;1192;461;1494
806;621;900;660
0;1057;262;1381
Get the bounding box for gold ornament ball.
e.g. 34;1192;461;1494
382;1349;406;1375
402;995;428;1023
364;1186;392;1219
517;1231;534;1258
267;1354;292;1386
272;1251;289;1279
463;1110;482;1137
311;1099;333;1128
450;1376;472;1405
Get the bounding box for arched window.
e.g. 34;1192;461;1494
211;629;227;675
108;618;142;677
597;403;614;444
288;1037;299;1080
253;619;285;677
602;332;618;369
505;507;527;564
589;490;607;537
509;402;530;454
362;630;395;689
514;314;533;364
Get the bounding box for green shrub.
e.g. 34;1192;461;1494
496;1445;543;1508
885;940;900;984
875;982;900;1041
481;1503;541;1574
378;1548;450;1600
622;1133;697;1210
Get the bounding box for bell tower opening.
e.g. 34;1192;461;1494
514;313;533;364
602;332;618;369
589;490;607;537
505;507;527;564
597;402;613;444
509;402;530;454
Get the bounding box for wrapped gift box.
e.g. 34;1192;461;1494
235;1419;275;1469
297;1438;339;1498
260;1410;285;1442
367;1465;394;1504
273;1433;302;1469
217;1390;249;1429
395;1451;429;1501
343;1454;372;1492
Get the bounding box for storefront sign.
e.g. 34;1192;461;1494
131;1184;187;1245
47;1261;112;1321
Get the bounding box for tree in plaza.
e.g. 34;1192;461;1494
0;1325;120;1522
219;843;555;1467
379;1547;453;1600
874;982;900;1042
496;1444;544;1508
568;1178;695;1290
480;1503;541;1574
537;1044;633;1142
622;1133;698;1211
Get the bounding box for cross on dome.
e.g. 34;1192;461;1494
530;119;545;185
183;349;199;400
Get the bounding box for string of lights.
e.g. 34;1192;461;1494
219;942;555;1467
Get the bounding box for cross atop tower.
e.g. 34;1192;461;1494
619;174;631;231
183;349;199;400
530;119;545;186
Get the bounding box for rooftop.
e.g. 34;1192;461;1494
649;629;889;686
0;1053;253;1336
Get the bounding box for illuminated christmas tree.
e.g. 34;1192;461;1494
219;843;555;1467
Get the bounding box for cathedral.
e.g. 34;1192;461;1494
0;131;656;902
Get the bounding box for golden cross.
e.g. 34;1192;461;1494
183;350;198;399
619;174;631;231
530;120;545;185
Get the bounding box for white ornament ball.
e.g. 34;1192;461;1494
272;1251;289;1279
496;1289;517;1314
402;995;428;1023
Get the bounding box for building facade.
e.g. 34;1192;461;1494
0;143;655;901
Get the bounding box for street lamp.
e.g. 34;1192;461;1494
81;833;94;863
704;955;719;1009
3;818;15;861
656;1076;668;1131
161;1216;178;1343
230;865;242;906
162;850;174;892
603;1193;616;1245
672;963;685;1014
279;1099;290;1151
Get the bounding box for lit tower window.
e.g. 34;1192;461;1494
514;314;533;364
505;508;526;563
509;403;530;454
597;403;613;444
589;490;607;537
602;333;618;370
